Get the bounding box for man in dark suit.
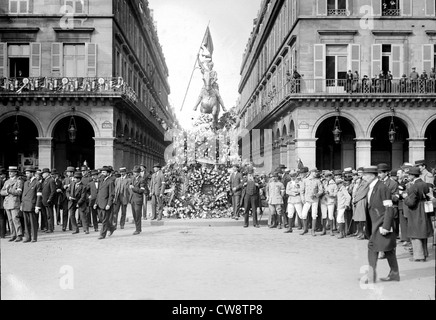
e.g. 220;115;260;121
80;166;92;228
93;166;115;240
242;167;262;228
67;172;89;234
52;169;63;226
150;163;165;221
21;166;42;243
130;166;148;235
62;167;75;231
113;167;131;229
88;170;100;232
140;164;150;220
362;166;399;283
41;168;56;233
230;164;243;220
403;167;434;262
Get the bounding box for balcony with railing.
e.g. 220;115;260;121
327;9;347;16
382;9;401;16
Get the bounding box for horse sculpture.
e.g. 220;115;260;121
193;57;227;130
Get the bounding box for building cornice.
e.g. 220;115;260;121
53;27;95;33
318;30;358;36
372;30;413;36
0;27;40;33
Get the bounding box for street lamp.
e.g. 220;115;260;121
388;116;396;144
68;108;77;143
13;117;19;143
332;116;342;144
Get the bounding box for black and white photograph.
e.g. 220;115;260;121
0;0;435;304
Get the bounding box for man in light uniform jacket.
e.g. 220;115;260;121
300;169;324;236
320;171;338;236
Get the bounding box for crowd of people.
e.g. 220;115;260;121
0;163;166;242
229;160;435;282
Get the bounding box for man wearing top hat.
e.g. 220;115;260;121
0;167;7;238
41;168;56;233
1;166;24;242
362;166;399;283
94;166;115;239
403;167;434;262
61;167;75;231
130;166;148;235
67;172;89;234
51;169;63;226
22;166;42;243
87;170;100;232
150;163;165;221
113;167;131;230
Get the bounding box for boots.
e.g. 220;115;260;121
337;223;345;239
329;220;335;236
320;219;327;236
300;219;308;235
296;216;302;230
311;220;317;237
357;222;365;240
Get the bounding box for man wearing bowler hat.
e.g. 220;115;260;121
1;166;24;242
113;167;131;230
67;172;89;234
51;169;63;226
41;168;56;233
129;166;148;235
61;167;75;231
362;166;399;283
94;166;115;239
22;166;42;243
150;163;165;221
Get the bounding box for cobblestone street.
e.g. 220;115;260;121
1;212;434;300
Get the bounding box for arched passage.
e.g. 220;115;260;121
52;116;95;171
316;116;356;170
425;119;436;169
371;116;409;169
0;115;38;169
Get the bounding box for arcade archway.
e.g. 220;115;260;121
316;116;356;170
371;116;409;169
425;119;436;169
0;115;38;169
52;116;95;171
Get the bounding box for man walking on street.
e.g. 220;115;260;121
67;172;89;234
150;163;165;221
88;170;100;232
1;166;24;242
94;166;115;240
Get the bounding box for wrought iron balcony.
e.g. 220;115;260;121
382;9;401;16
0;77;137;103
327;9;347;16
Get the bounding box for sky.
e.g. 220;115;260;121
148;0;263;129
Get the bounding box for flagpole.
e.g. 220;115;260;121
180;21;210;112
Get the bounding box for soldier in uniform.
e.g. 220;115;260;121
21;166;42;243
285;172;303;233
300;169;324;236
266;172;285;228
0;167;7;238
113;167;131;229
320;171;338;236
41;168;56;233
67;172;89;234
129;166;148;235
0;166;24;242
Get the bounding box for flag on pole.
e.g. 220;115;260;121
201;26;214;56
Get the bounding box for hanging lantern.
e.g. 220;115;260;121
68;115;77;143
332;116;342;144
13;117;20;143
388;116;396;144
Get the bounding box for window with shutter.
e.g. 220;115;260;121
30;43;41;77
400;0;412;16
422;45;434;73
51;43;63;75
372;44;382;77
314;44;326;92
425;0;435;16
9;0;30;13
86;43;97;77
0;43;7;78
349;44;360;76
372;0;381;16
391;44;403;78
317;0;327;15
9;0;18;13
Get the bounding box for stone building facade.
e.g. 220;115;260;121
0;0;178;171
238;0;436;171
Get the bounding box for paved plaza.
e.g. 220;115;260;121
1;210;434;300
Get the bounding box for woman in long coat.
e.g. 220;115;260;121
403;168;434;262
